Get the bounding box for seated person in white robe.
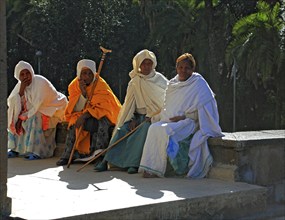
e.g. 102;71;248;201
94;49;168;174
7;61;68;160
139;53;224;178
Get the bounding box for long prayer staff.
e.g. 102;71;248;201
76;120;148;172
77;111;161;172
67;46;112;168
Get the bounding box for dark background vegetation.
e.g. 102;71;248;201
6;0;285;132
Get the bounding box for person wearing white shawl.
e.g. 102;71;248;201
7;61;68;160
139;53;224;178
95;49;168;174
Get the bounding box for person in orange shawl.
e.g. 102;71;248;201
56;59;121;166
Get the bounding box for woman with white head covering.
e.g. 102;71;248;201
95;49;169;174
7;61;68;160
139;53;224;178
56;59;121;166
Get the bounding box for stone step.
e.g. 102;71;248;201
8;157;270;220
62;185;268;220
208;130;285;186
49;129;284;219
208;130;285;204
208;163;238;181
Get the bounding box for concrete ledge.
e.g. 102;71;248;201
53;126;284;204
54;143;65;157
54;122;68;157
208;130;285;184
60;187;267;220
56;122;68;144
208;130;285;203
8;157;269;220
209;130;285;150
208;163;238;182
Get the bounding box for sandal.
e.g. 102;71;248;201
7;150;19;158
26;153;41;160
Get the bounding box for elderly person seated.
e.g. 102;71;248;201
56;59;121;166
139;53;224;178
94;49;169;174
7;61;68;160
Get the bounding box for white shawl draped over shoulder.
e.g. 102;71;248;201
7;61;67;131
164;73;224;177
140;72;224;178
160;72;215;121
113;71;168;137
112;50;168;139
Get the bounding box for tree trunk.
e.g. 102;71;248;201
204;0;214;74
139;0;157;33
203;0;233;131
204;0;220;91
275;82;282;129
0;0;12;217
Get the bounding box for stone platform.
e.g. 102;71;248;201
208;130;285;204
7;157;270;220
6;129;284;220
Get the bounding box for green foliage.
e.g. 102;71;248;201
226;1;283;88
7;0;148;101
140;0;284;130
225;0;285;128
144;0;198;77
6;0;284;130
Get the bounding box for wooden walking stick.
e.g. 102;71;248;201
76;120;148;172
67;46;112;168
77;110;161;172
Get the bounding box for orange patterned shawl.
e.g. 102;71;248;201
65;75;121;154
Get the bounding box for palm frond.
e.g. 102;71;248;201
225;0;282;90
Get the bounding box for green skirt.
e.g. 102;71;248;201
167;134;193;176
104;114;150;169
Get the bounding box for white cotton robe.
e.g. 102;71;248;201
111;49;168;139
7;61;68;157
139;72;224;178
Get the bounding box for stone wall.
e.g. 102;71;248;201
56;122;68;144
208;130;285;203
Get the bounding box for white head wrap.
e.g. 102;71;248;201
111;49;169;140
76;59;96;80
8;61;68;132
129;49;157;78
14;61;35;81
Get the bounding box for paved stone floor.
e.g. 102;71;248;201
7;157;284;220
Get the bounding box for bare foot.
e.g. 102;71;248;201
142;171;158;178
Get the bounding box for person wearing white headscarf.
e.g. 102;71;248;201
95;49;169;174
7;61;68;160
139;53;224;178
56;59;121;166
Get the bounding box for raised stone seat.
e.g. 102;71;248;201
208;130;285;203
7;129;284;219
54;125;285;203
54;122;68;157
54;125;284;195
